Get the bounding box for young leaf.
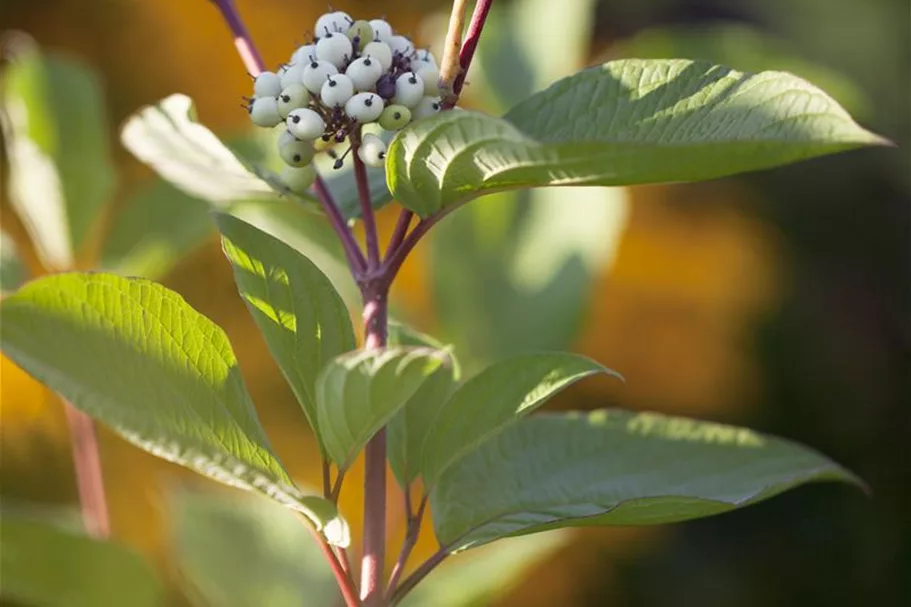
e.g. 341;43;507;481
171;490;339;607
216;213;356;454
386;59;888;217
0;513;163;607
0;44;115;269
420;353;621;487
386;321;460;487
316;348;447;469
431;410;863;552
121;94;298;205
0;273;349;546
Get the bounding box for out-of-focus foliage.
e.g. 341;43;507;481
1;0;907;606
0;510;163;607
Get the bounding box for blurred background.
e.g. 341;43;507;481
1;0;908;605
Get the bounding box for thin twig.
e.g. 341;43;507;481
351;138;381;269
384;210;413;262
62;403;111;538
385;496;427;598
439;0;469;99
381;206;457;284
331;468;347;503
451;0;495;99
302;520;362;607
389;547;449;605
313;176;368;276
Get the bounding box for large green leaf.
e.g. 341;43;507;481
0;272;348;546
0;514;163;607
171;490;339;607
420;353;621;486
431;410;862;551
216;213;356;454
387;59;887;216
316;348;447;469
121;94;305;205
0;44;115;269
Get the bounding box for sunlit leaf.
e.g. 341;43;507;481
421;353;621;486
0;513;163;607
121;94;304;205
171;490;339;607
217;213;356;454
316;348;447;469
387;59;887;216
0;272;348;546
431;410;863;551
0;43;115;269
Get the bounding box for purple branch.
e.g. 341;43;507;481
313;176;368;276
210;0;265;75
384;210;413;261
352;140;381;269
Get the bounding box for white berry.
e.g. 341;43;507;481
286;108;325;140
412;96;442;120
315;32;353;69
416;49;437;68
282;164;317;194
358;133;387;167
369;19;394;42
279;138;315;167
321;74;355;107
253;71;282;97
362;41;393;71
279;62;304;89
302;59;338;93
249;97;282;127
414;64;441;95
345;55;384;91
315;11;352;37
277;83;310;118
278;129;298;148
393;72;425;108
291;44;316;65
345;92;384;123
388;35;414;58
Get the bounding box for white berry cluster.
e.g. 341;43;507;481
244;11;443;194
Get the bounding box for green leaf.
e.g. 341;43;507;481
398;530;569;607
216;213;356;454
316;348;447;469
171;490;339;607
0;44;115;269
420;353;621;486
386;321;460;486
121;94;304;206
320;155;393;220
431;410;863;551
0;272;349;546
101;179;212;279
0;513;163;607
387;59;887;217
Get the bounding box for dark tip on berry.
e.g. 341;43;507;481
293;154;301;162
322;134;332;142
408;75;418;84
281;94;290;102
432;103;441;110
333;158;344;169
364;97;373;107
310;60;319;68
291;115;301;123
393;112;402;119
363;57;372;66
